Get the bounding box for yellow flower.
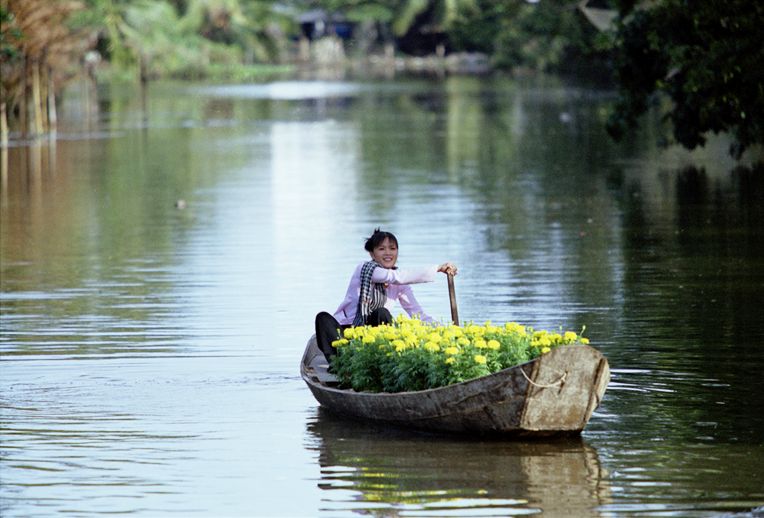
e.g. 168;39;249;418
343;328;356;339
362;335;375;344
564;331;577;342
474;354;487;364
457;337;470;347
541;346;551;354
331;338;348;348
445;357;456;364
580;337;590;344
444;346;459;355
466;324;485;336
505;322;526;335
424;342;440;352
392;339;405;349
487;339;500;350
474;339;487;349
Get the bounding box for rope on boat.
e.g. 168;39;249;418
521;367;567;389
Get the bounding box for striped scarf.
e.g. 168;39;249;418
353;260;387;327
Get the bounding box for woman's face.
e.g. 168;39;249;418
370;237;398;269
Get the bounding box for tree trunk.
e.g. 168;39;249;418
32;60;44;136
1;101;8;149
20;58;28;138
47;65;57;133
40;61;50;132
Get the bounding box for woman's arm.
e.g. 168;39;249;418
371;262;457;285
371;265;439;285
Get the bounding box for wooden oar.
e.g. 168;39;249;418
447;273;459;326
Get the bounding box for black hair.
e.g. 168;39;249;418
364;228;398;252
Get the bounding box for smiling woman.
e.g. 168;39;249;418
314;228;457;361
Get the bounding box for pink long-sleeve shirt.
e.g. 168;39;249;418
333;262;439;325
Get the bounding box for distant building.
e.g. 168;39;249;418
297;9;354;41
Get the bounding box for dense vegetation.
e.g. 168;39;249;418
329;316;587;393
606;0;764;158
1;0;762;157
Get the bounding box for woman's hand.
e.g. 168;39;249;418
437;262;458;276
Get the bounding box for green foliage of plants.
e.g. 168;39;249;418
444;0;612;76
73;0;292;79
607;0;764;158
6;0;761;157
329;316;589;393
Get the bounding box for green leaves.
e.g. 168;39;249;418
329;318;584;393
608;0;764;158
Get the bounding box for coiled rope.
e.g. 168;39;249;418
521;368;567;388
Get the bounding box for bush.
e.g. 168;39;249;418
329;316;589;393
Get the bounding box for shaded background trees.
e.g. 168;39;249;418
606;0;764;158
1;0;762;158
1;0;88;140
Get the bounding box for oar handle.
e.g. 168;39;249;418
447;273;459;326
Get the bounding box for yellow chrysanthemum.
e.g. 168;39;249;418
580;337;590;344
541;346;551;354
487;339;500;350
457;337;470;347
445;357;456;364
505;322;526;335
564;331;577;342
331;338;348;348
474;339;487;349
444;346;459;355
424;342;440;352
474;354;487;364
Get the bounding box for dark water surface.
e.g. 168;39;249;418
2;77;763;517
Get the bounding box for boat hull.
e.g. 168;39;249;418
301;336;609;436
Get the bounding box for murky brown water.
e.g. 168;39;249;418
2;76;763;516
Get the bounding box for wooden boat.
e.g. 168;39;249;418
301;335;610;436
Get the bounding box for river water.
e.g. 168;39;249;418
1;76;763;517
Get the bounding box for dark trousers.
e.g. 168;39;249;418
315;308;393;361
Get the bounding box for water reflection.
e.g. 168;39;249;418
2;76;764;516
306;408;610;517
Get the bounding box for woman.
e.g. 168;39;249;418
315;228;458;360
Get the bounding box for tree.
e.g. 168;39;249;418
1;0;88;140
441;0;611;75
607;0;764;158
316;0;477;54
